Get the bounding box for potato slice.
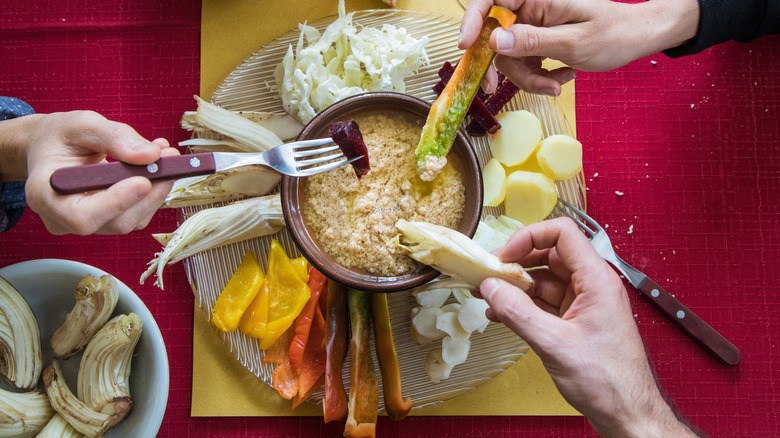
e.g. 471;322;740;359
488;110;543;167
482;158;507;207
504;171;558;225
507;156;544;174
536;134;583;180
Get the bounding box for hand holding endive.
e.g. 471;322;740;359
476;218;699;438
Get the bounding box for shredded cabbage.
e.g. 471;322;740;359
274;0;429;123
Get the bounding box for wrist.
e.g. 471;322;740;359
633;0;701;56
0;114;43;182
587;387;698;438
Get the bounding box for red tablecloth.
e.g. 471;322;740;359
1;1;778;437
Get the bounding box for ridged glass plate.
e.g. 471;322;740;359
184;9;585;412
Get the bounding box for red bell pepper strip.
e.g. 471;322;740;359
371;293;412;421
344;289;379;438
291;305;327;409
323;281;348;423
271;362;298;400
288;267;328;373
264;326;295;365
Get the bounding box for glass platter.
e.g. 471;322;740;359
184;9;585;411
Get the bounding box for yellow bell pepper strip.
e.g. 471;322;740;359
259;241;311;350
323;281;348;424
344;289;379;438
371;293;412;421
211;250;265;332
289;267;328;373
413;6;516;181
291;257;310;283
238;240;310;349
238;274;269;339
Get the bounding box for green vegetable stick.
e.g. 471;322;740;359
414;8;514;181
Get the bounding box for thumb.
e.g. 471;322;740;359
491;24;568;61
480;277;564;351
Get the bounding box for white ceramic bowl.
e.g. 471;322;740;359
0;259;169;437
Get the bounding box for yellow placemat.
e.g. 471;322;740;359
193;0;579;417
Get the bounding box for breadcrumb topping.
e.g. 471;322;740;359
304;113;465;276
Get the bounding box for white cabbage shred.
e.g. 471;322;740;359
274;0;429;123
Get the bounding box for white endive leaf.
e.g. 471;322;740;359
163;166;281;209
141;194;284;289
394;220;534;292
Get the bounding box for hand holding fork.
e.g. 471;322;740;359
554;198;740;366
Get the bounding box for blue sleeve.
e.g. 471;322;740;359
0;97;35;232
663;0;780;58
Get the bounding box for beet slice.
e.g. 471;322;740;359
329;120;370;179
484;76;520;114
465;76;520;136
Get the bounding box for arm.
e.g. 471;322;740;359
459;0;700;95
0;108;179;235
476;218;701;438
665;0;780;57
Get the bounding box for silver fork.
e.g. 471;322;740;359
554;198;741;366
50;138;360;194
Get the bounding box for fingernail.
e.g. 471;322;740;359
496;29;515;52
563;71;577;84
481;278;499;300
541;87;560;97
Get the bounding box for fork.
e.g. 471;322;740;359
50;138;359;194
554;198;741;366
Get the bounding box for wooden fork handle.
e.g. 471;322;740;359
50;153;216;194
637;277;741;366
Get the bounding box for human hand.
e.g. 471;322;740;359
476;218;698;437
19;111;179;235
459;0;699;96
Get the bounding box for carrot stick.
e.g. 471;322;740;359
372;293;412;420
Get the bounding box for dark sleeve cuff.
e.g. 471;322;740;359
663;0;779;58
0;182;26;232
0;97;34;232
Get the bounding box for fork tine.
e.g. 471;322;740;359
292;138;336;148
293;145;341;157
558;198;602;232
555;204;597;238
296;155;361;177
297;152;346;167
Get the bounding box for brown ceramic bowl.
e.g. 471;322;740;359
281;92;483;293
